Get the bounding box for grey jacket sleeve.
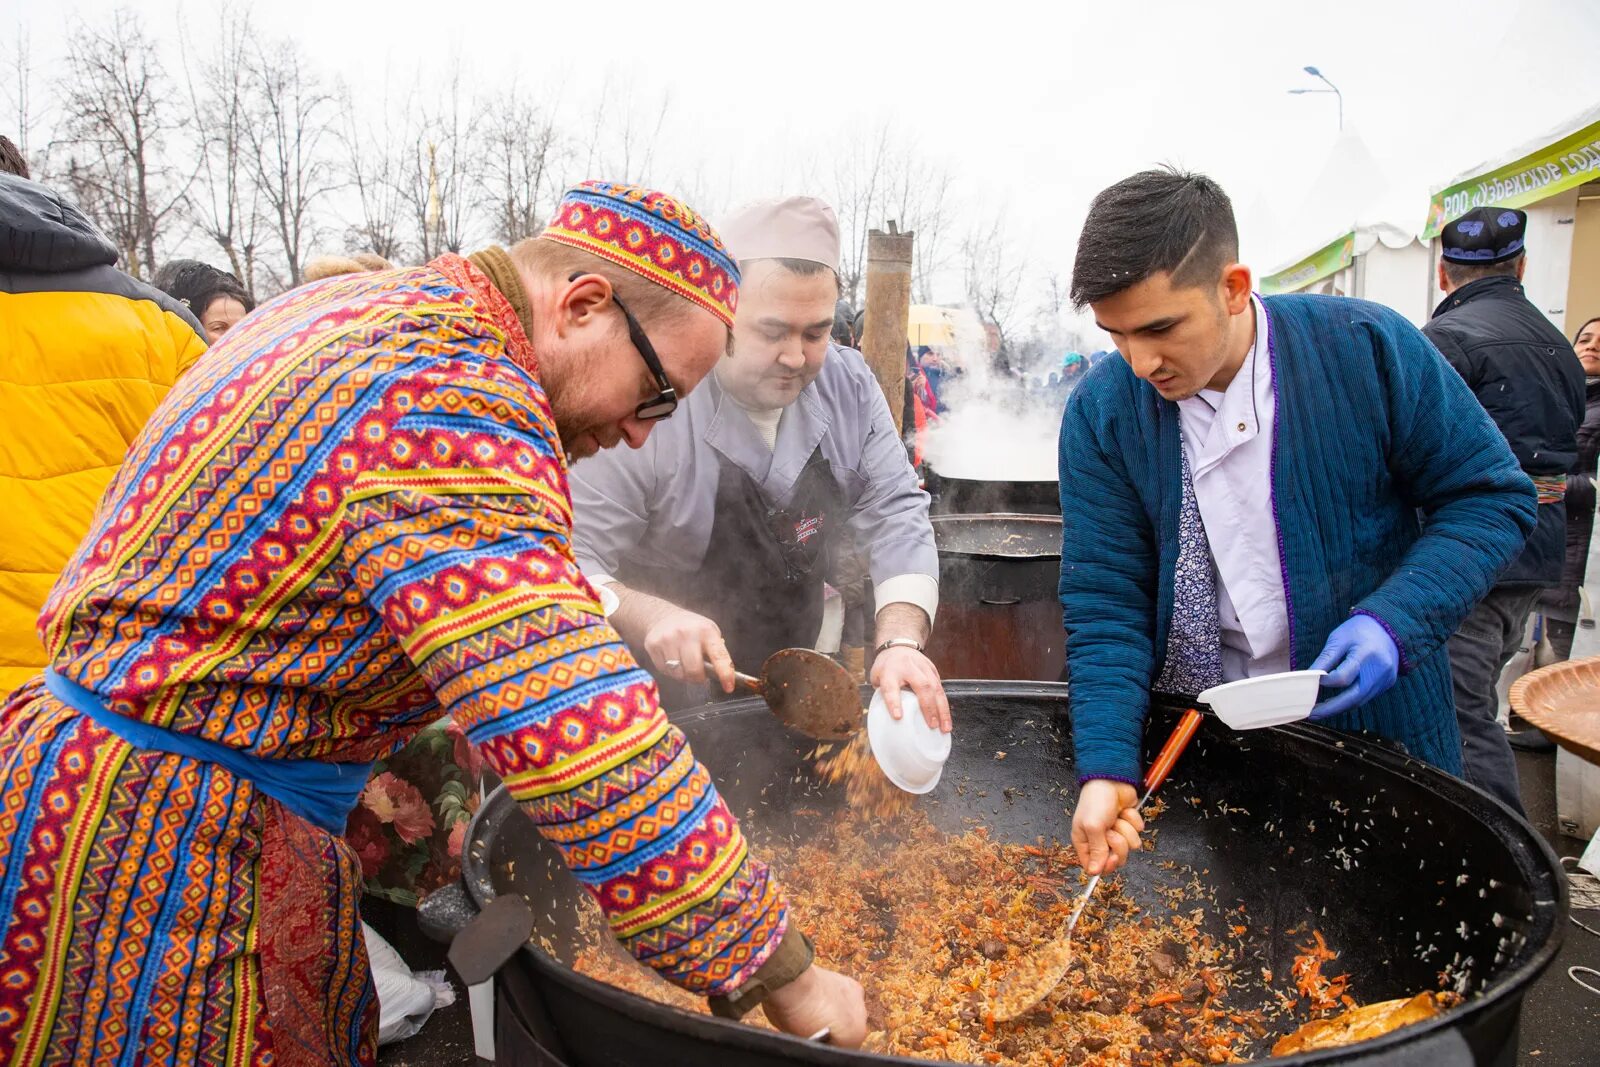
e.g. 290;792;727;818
841;362;939;587
568;442;660;578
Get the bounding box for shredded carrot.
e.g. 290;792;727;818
1290;928;1349;1011
1147;991;1183;1007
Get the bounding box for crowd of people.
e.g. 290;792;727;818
0;125;1597;1066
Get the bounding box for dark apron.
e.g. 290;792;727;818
623;445;843;708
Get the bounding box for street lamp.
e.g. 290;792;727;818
1288;65;1343;130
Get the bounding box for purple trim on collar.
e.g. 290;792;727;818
1260;296;1300;669
1077;772;1142;789
1353;607;1414;675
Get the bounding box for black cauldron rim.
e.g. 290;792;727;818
929;513;1063;561
458;681;1567;1065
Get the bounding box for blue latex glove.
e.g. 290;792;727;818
1308;614;1400;720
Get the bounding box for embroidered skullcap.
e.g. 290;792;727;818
718;196;842;274
1441;206;1527;265
539;180;740;327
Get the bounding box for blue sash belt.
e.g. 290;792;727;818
46;670;373;835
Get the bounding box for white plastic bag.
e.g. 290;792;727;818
1581;826;1600;881
363;922;457;1045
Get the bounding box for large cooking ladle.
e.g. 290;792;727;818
719;647;863;741
989;708;1205;1021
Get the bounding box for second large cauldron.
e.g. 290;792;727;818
924;513;1065;681
433;686;1564;1067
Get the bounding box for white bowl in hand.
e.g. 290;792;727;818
1198;669;1326;731
866;689;952;794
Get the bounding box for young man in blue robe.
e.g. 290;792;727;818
1057;169;1538;878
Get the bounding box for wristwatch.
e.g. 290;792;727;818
875;637;924;654
707;929;814;1020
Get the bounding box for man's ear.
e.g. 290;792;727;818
1515;255;1529;281
1437;261;1450;294
558;273;615;335
1221;263;1253;315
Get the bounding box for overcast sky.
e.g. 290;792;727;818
10;0;1600;336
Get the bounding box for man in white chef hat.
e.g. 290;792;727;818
570;195;950;730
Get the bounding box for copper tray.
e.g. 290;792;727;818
1508;655;1600;764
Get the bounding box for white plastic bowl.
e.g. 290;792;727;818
1198;669;1326;731
865;689;952;794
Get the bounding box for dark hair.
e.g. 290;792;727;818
1574;316;1600;344
0;135;28;179
1442;256;1520;289
831;299;857;346
152;259;256;317
1070;167;1239;308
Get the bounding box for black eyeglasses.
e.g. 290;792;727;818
569;272;677;421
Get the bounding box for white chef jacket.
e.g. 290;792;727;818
570;344;940;645
1177;296;1291;680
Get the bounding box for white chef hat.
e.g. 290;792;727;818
718;196;841;274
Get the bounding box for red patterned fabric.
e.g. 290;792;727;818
0;254;785;1065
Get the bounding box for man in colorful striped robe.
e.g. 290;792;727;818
0;181;866;1066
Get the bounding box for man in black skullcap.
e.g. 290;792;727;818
1423;205;1586;812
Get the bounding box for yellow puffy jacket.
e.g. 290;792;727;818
0;175;207;696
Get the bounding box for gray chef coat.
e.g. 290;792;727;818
570;343;938;599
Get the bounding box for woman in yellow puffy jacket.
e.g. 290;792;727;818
0;172;208;695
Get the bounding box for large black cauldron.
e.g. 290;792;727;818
429;685;1564;1066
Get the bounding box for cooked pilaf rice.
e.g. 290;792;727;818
574;806;1285;1066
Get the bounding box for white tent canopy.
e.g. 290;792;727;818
1256;127;1433;323
1428;101;1600;208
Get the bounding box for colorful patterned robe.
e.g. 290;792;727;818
0;256;787;1066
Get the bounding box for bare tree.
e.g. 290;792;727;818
828;125;894;307
816;124;959;307
53;8;191;279
338;80;408;262
962;213;1028;364
577;76;673;185
181;4;265;286
882;149;954;305
244;36;337;288
400;64;478;260
1038;271;1069;334
478;82;564;246
3;25;36;157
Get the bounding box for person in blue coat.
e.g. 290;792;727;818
1058;169;1538;878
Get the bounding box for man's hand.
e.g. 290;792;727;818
1071;779;1144;876
870;646;952;732
760;964;868;1048
642;607;736;693
1309;614;1400;720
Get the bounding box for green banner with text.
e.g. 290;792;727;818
1259;232;1355;295
1423;117;1600;239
